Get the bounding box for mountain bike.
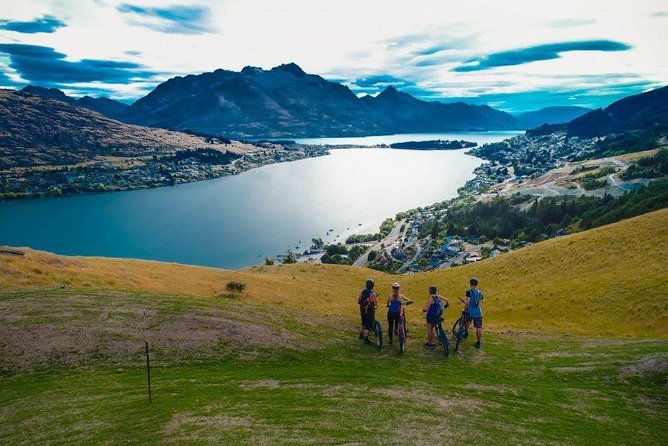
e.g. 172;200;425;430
397;302;413;353
370;317;383;348
435;317;450;356
452;297;469;352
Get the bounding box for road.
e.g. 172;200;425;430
438;243;486;269
352;220;405;268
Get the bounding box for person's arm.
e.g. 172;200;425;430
370;292;378;308
464;290;470;310
386;296;391;307
400;294;413;304
439;295;450;308
423;297;432;312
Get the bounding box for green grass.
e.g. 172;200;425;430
1;333;666;445
0;290;666;445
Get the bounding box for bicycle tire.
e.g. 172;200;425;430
454;317;466;352
452;316;462;338
373;320;383;349
437;324;449;356
398;322;406;353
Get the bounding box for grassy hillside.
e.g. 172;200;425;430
1;210;666;445
0;89;254;169
3;208;667;337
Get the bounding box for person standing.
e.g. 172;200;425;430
423;286;448;349
386;282;413;346
358;279;378;345
465;277;484;348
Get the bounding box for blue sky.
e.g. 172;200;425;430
0;0;666;112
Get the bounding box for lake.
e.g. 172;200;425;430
0;132;520;269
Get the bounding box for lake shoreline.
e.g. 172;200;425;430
0;133;515;269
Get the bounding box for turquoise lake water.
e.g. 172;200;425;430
0;132;520;268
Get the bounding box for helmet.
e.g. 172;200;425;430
392;282;400;289
366;279;375;290
470;277;479;286
429;286;437;294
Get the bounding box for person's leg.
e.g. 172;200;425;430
359;310;365;339
387;313;395;344
426;323;434;346
474;318;482;347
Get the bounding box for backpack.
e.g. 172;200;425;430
469;289;482;308
358;289;374;313
432;296;445;318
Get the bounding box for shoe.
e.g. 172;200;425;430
364;338;372;345
475;341;481;349
463;331;469;339
427;343;436;349
359;332;364;340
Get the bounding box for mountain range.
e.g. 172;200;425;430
21;85;129;119
19;63;593;138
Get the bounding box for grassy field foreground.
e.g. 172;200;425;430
0;209;667;444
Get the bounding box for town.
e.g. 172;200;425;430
0;142;329;199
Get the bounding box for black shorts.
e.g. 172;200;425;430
426;315;442;325
362;312;375;330
472;317;483;328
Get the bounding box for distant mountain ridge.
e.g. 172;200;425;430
516;106;590;129
20;85;128;119
119;63;525;138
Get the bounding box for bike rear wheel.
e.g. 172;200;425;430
398;322;406;353
373;320;383;348
437;323;449;356
454;316;467;352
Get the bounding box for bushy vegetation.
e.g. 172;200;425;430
577;166;616;190
345;218;394;244
225;281;246;293
173;148;242;165
575;130;665;160
621;148;668;180
320;243;367;265
420;179;668;243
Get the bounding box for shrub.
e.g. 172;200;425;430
226;281;246;293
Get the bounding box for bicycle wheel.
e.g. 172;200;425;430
398;322;406;353
454;317;466;352
373;320;383;349
452;316;462;338
437;324;449;356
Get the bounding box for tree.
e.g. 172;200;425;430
264;257;274;265
282;249;297;264
310;238;324;249
367;250;378;262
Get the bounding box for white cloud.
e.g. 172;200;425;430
0;0;665;109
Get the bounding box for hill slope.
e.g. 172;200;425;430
0;89;248;169
3;207;667;337
1;209;666;445
567;86;668;137
121;63;521;138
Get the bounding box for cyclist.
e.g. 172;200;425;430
423;286;449;349
464;277;484;348
386;282;413;346
358;279;378;345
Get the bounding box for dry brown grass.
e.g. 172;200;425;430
1;208;667;338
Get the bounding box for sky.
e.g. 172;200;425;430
0;0;666;112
